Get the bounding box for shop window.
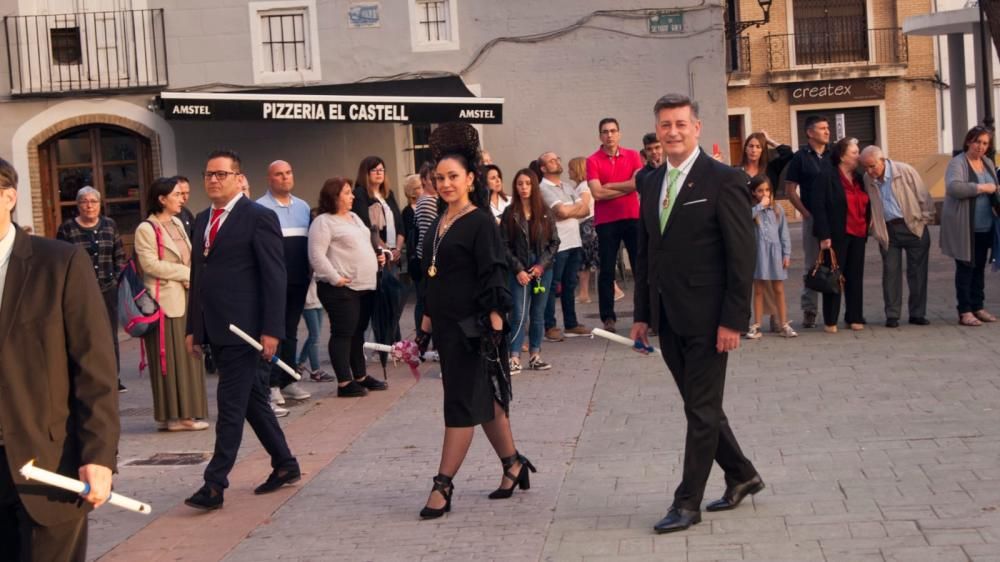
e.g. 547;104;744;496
409;123;434;173
39;125;151;245
249;1;321;84
409;0;459;52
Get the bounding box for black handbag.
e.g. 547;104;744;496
804;247;845;294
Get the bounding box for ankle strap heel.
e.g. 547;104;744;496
488;451;537;499
419;474;453;519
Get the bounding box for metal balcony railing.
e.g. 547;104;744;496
726;35;751;77
4;9;167;96
766;28;908;72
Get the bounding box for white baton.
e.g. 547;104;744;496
228;324;301;380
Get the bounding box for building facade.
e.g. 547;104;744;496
726;0;939;172
1;0;730;243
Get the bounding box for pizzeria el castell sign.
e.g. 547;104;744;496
788;79;886;106
162;96;503;124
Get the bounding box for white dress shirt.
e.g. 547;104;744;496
203;192;244;252
659;147;701;210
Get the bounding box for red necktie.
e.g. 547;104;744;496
208;208;225;249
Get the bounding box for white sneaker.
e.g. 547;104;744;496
745;324;762;340
271;403;289;418
270;386;285;405
281;382;311;401
427;350;440;362
780;322;798;338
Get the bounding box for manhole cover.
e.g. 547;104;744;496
119;407;154;418
125;452;211;466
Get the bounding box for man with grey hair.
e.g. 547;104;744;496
859;145;935;327
0;156;120;560
632;93;762;534
56;185;127;391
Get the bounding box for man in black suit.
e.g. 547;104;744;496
0;157;119;561
631;94;764;533
184;150;300;510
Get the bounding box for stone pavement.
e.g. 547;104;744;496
90;225;1000;561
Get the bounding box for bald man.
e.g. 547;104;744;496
257;161;323;410
859;146;935;327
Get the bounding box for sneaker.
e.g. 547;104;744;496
802;311;817;329
564;325;590;337
745;324;762;340
603;319;616;333
544;327;565;342
310;369;336;382
295;362;311;378
281;382;311;401
270;386;286;405
271;403;289;418
356;376;387;391
337;380;368;398
427;350;440;362
780;322;798;338
118;381;127;393
509;358;522;375
527;356;552;371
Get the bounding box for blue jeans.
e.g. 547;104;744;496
509;269;553;355
544;248;583;330
297;308;323;371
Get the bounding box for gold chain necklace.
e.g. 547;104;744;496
428;203;474;278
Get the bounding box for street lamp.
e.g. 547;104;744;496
726;0;773;39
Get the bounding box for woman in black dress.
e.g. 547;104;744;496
417;123;536;519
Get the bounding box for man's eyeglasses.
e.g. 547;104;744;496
203;171;239;181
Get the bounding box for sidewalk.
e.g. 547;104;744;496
91;226;1000;561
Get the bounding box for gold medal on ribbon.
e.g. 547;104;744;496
427;265;437;278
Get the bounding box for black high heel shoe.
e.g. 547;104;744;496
488;451;537;500
419;474;453;519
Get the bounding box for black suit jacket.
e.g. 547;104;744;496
187;196;287;346
634;150;755;336
0;227;119;526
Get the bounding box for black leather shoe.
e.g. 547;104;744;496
909;317;930;326
885;318;900;328
705;474;765;512
337;380;368;397
185;485;223;510
254;465;301;494
653;506;701;533
356;376;388;391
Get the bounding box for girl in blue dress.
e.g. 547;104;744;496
746;176;796;339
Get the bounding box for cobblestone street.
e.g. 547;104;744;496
91;225;1000;561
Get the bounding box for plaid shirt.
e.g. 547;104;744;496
56;217;126;292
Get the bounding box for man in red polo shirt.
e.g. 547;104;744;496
587;117;644;332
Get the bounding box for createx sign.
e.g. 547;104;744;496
161;97;503;124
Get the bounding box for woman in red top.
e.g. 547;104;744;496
811;137;871;333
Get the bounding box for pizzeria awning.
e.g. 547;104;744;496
158;76;503;124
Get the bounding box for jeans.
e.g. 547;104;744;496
297;308;324;371
800;215;819;317
544;247;583;330
510;268;553;354
596;219;639;323
955;231;993;313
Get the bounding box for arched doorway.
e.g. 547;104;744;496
38;124;153;248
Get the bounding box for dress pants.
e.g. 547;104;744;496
880;223;930;321
822;235;866;326
0;448;87;562
596;219;639;323
800;215;819;317
656;306;758;511
271;283;308;389
203;345;297;490
544;247;583;330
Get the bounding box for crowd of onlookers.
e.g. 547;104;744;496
42;116;1000;433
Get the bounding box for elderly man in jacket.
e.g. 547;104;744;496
859;146;935;328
